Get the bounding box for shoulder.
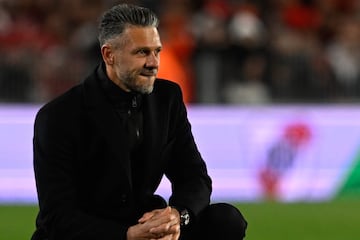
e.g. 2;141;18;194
37;66;99;116
35;84;84;123
150;79;187;117
153;78;182;99
154;78;180;87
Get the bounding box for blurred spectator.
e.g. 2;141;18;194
265;0;339;102
326;16;360;100
221;3;270;104
0;0;47;101
32;0;104;101
222;53;270;105
0;0;360;103
191;0;230;103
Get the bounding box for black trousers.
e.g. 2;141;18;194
180;203;248;240
32;197;247;240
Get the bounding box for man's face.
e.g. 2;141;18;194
109;26;162;94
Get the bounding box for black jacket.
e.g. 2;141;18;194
32;64;212;240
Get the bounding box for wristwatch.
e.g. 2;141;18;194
179;208;190;227
172;206;190;227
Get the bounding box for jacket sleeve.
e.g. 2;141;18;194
33;105;128;240
165;83;212;219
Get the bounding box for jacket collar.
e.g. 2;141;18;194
97;62;142;111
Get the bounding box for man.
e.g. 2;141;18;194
31;4;247;240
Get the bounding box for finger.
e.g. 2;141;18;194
149;221;172;235
150;213;178;233
149;219;179;237
145;208;175;228
139;208;167;223
164;223;180;239
171;227;181;240
141;207;177;237
152;207;174;222
138;212;155;223
163;234;173;240
168;223;180;235
157;233;173;240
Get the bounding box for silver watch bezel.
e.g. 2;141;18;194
180;209;190;226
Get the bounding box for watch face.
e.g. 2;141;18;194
181;209;190;226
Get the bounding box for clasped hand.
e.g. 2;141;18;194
127;206;181;240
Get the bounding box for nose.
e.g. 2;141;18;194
145;52;160;68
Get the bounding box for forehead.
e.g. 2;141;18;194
119;26;161;49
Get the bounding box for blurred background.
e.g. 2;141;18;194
0;0;360;239
0;0;360;104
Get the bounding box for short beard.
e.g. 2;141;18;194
122;70;154;94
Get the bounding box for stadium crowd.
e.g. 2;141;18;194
0;0;359;104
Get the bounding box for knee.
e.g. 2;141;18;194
197;203;248;239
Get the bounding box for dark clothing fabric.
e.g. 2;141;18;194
31;62;212;240
97;65;145;192
181;203;248;240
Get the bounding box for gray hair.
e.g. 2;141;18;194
98;4;159;46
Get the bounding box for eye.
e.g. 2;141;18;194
137;49;149;56
155;48;162;56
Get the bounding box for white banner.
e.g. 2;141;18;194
1;104;359;203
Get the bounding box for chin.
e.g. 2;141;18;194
133;84;153;94
131;76;154;93
143;86;154;94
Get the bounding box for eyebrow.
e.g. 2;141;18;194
131;46;162;53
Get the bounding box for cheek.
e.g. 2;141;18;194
113;59;125;71
114;61;134;75
114;56;146;78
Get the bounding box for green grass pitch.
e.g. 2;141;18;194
235;198;360;240
1;199;359;239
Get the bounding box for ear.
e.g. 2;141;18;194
101;44;114;65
